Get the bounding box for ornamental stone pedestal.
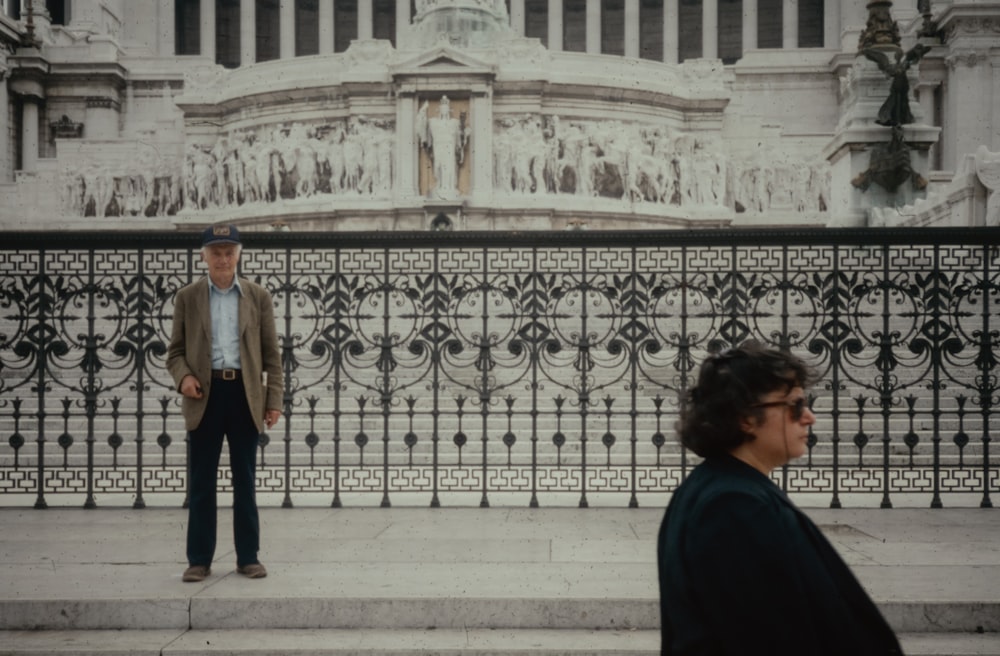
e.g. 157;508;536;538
825;58;939;226
824;1;939;227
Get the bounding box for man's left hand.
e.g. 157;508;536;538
264;409;281;429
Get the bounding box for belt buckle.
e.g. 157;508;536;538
223;369;237;381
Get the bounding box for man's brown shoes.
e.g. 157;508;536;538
237;562;268;579
183;563;266;581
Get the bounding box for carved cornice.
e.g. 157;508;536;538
939;9;1000;43
7;47;49;99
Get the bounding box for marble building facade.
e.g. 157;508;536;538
0;0;998;232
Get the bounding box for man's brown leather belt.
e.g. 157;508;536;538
211;369;241;381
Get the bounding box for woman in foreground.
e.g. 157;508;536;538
657;341;902;655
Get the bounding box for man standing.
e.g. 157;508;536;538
167;224;283;582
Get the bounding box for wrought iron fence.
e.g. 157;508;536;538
1;228;997;509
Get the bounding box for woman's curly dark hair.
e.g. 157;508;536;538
678;340;817;459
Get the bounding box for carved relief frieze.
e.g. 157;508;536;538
60;148;182;219
183;117;396;212
492;114;830;215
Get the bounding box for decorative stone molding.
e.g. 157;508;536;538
85;96;120;110
944;48;994;70
858;1;901;51
182;64;228;95
50;115;83;139
942;17;1000;42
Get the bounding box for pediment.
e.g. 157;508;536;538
392;45;496;78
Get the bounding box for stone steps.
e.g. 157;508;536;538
1;629;999;655
2;507;998;655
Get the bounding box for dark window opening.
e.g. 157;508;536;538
5;0;21;20
373;0;395;45
798;0;823;48
334;0;357;52
216;0;241;68
296;0;319;56
525;0;547;46
175;0;201;55
718;0;741;63
678;0;701;62
601;0;624;56
639;0;663;61
46;0;65;24
757;0;781;48
563;0;585;53
256;0;280;62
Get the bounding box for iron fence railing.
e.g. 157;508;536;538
1;228;997;508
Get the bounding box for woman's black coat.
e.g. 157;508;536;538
657;455;903;656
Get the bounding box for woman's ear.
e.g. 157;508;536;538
739;413;758;436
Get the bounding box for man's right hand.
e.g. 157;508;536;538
180;375;204;399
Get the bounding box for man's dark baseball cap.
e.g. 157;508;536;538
202;224;241;246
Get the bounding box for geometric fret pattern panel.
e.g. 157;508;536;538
1;229;997;508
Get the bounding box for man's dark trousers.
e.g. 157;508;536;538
186;376;261;568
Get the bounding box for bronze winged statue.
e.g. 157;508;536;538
859;43;932;127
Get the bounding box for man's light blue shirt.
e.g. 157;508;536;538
208;275;243;370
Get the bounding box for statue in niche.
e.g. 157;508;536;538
417;96;469;198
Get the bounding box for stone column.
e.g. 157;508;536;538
158;0;175;57
945;50;994;172
0;64;9;181
201;0;216;61
319;0;334;53
823;0;839;50
743;0;758;53
663;0;678;63
67;0;101;34
510;0;526;35
624;0;639;58
396;94;418;200
358;0;373;39
9;64;45;173
702;0;718;59
241;0;255;66
782;0;797;49
21;99;40;172
469;93;493;204
586;0;600;54
396;0;410;46
915;78;939;168
995;56;1000;152
839;0;866;52
280;0;295;58
547;0;562;51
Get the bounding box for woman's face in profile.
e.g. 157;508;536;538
740;386;815;472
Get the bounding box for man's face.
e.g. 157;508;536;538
202;244;240;287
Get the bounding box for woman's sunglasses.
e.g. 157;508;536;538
752;397;808;421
